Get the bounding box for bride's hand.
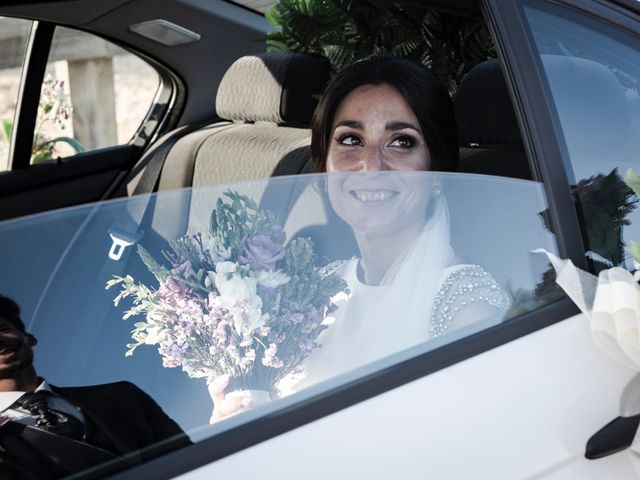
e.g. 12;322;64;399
208;375;264;423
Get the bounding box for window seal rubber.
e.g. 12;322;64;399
8;21;54;170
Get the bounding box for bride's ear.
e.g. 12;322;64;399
423;181;445;230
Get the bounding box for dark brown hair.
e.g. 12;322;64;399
0;294;25;332
311;54;458;173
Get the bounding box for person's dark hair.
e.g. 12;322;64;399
0;294;25;332
311;54;458;173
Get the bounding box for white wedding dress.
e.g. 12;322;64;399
280;195;511;393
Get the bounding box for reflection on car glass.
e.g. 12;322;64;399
0;173;561;441
107;173;511;422
0;295;190;479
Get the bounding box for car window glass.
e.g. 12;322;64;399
32;26;160;164
523;1;640;271
0;172;561;476
0;17;32;171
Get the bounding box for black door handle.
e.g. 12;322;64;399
586;414;640;459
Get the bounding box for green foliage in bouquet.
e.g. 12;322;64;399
209;192;286;260
265;0;496;91
281;237;348;309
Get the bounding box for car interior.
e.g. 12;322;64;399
0;0;536;227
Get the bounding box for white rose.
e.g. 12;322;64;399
215;272;263;334
216;261;238;275
215;272;257;303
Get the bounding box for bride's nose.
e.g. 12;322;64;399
361;146;386;172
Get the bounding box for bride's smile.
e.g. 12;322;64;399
349;188;398;204
328;171;432;241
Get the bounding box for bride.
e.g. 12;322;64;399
210;55;510;419
293;54;510;387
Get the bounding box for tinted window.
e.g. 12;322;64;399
524;1;640;271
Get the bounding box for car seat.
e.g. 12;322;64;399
454;58;532;180
128;52;331;239
158;51;330;191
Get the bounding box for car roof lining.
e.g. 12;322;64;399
0;0;134;26
0;0;482;26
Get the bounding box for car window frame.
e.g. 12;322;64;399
9;20;53;170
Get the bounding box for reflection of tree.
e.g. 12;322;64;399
541;169;637;273
507;169;637;319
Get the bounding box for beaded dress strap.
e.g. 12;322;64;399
430;265;511;338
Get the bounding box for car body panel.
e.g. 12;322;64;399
178;313;638;479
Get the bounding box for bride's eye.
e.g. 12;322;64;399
336;134;363;147
389;135;416;148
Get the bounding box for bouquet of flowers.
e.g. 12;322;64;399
107;191;347;415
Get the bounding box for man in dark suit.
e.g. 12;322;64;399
0;295;190;479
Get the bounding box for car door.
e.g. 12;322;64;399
0;17;172;221
1;1;638;479
110;0;640;478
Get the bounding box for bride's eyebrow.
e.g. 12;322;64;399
386;121;420;132
334;120;363;130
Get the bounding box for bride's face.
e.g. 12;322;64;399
326;83;430;173
325;83;433;237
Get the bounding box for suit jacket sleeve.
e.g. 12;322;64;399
55;381;192;460
127;382;189;445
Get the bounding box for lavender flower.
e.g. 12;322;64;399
158;277;191;306
174;260;198;280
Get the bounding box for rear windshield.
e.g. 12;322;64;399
0;172;559;476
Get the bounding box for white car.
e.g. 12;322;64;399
0;0;639;478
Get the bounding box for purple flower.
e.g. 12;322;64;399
240;235;285;271
159;339;189;368
174;260;197;280
157;277;191;305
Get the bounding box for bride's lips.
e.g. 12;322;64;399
349;189;399;204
